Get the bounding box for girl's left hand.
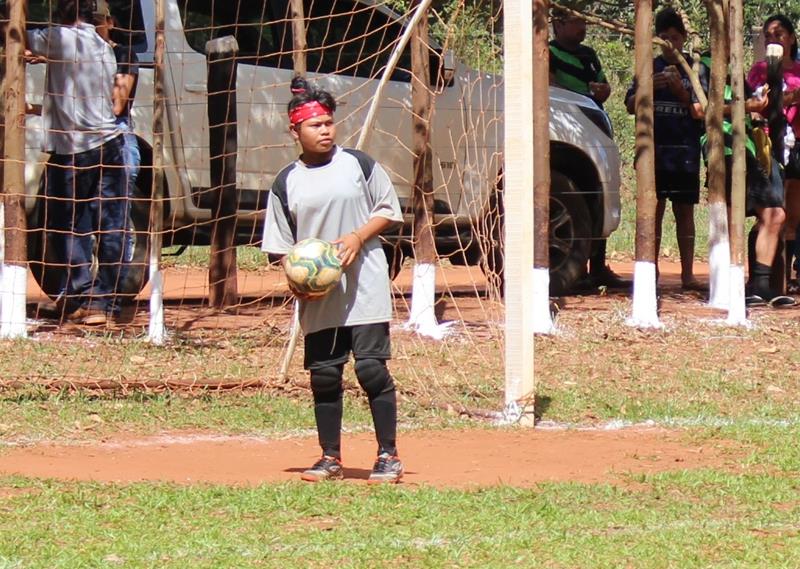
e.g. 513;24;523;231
333;231;364;268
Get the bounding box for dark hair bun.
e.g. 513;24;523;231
290;75;310;96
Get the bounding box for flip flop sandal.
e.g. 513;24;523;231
769;295;797;309
745;294;767;307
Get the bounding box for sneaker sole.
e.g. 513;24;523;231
300;471;343;482
367;472;403;485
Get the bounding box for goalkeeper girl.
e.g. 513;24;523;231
262;76;404;483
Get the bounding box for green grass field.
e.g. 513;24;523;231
4;299;800;567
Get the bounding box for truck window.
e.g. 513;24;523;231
179;0;292;68
300;0;412;82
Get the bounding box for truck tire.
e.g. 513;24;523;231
480;171;592;296
547;172;592;295
27;156;153;302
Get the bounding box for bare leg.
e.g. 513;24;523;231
672;201;697;286
755;206;786;267
655;198;666;280
783;180;800;283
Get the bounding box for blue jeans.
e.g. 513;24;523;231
119;130;141;266
45;135;127;313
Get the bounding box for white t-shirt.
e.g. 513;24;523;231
27;23;120;154
262;146;403;334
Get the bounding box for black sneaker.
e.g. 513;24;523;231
368;453;404;484
300;455;343;482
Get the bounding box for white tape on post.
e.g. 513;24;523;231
626;261;663;329
148;268;166;344
708;202;731;309
0;264;27;338
404;262;453;339
726;264;749;326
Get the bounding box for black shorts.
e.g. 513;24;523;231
304;322;392;370
655;169;701;204
722;154;785;215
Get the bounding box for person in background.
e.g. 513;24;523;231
624;8;704;291
694;48;791;307
26;0;126;325
549;7;629;289
747;14;800;294
94;0;140;288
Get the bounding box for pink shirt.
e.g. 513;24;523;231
747;60;800;136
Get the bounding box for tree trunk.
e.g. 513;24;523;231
1;0;28;339
706;0;731;309
628;0;661;328
206;37;239;308
727;0;747;324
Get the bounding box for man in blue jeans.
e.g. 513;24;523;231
94;0;140;282
27;0;126;325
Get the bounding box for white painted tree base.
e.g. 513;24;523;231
532;267;555;334
626;261;663;329
707;202;731;309
0;264;28;339
148;269;167;344
726;264;749;326
404;262;454;340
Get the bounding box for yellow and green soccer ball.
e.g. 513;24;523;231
283;238;343;298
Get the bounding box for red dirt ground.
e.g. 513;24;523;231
9;260;746;488
0;428;731;488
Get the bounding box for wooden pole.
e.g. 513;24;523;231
627;0;661;328
727;0;747;323
532;0;553;334
356;0;433;150
1;0;28;339
706;0;730;309
206;37;239;308
148;0;167;344
502;0;534;425
405;0;443;336
280;0;308;380
290;0;306;76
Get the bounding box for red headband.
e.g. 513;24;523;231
289;101;333;126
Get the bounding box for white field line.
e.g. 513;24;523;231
2;417;799;449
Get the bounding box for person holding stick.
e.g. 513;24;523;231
694;47;792;307
746;15;800;294
624;8;704;291
262;77;405;484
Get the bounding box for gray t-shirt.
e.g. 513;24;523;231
27;23;120;155
262;146;403;334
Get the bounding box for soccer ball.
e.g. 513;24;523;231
283;238;343;298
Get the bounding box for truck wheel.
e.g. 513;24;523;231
547;172;592;296
479;171;592;296
27;159;153;302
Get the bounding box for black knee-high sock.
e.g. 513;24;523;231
751;261;774;299
310;364;345;458
747;227;758;285
354;358;398;456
